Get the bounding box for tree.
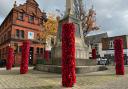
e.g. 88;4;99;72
56;0;99;37
38;14;58;43
74;0;99;36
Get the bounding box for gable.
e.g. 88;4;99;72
15;0;43;18
27;0;39;6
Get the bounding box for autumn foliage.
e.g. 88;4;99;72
38;15;58;41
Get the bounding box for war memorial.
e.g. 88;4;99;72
0;0;126;88
35;0;107;74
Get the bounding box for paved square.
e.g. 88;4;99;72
0;66;128;89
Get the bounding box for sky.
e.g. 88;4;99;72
0;0;128;37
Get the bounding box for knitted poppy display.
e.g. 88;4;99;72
114;38;124;75
92;48;96;59
6;47;14;70
62;23;76;87
44;50;49;61
20;40;30;74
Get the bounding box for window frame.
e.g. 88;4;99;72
109;40;114;49
18;12;24;21
21;30;24;39
29;15;34;24
16;29;24;39
16;29;20;38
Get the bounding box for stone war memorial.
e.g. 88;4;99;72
35;0;107;74
0;0;127;89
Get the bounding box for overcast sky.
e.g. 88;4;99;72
0;0;128;37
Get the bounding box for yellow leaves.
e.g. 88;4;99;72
47;20;56;31
39;15;58;41
43;16;57;35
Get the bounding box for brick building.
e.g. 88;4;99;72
102;35;128;64
0;0;47;66
85;33;108;58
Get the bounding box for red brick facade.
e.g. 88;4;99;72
0;0;46;66
102;35;127;50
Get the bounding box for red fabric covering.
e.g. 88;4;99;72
114;38;124;75
6;47;14;70
44;50;49;61
20;40;30;74
92;48;96;59
62;23;76;87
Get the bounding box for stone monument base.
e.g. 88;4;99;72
35;59;108;74
35;64;107;74
51;59;97;66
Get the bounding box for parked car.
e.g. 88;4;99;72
97;57;108;65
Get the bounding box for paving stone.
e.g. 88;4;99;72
0;66;127;89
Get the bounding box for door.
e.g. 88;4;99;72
29;47;34;65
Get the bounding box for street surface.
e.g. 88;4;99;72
0;66;127;89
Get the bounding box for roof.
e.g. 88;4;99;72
85;32;108;45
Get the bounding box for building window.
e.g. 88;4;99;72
29;15;34;23
18;12;24;21
37;48;39;54
109;41;114;49
40;48;43;54
19;46;22;53
16;30;24;39
16;29;20;38
21;30;24;38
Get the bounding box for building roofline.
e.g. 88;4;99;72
0;8;14;29
103;35;128;40
86;32;108;38
108;34;127;38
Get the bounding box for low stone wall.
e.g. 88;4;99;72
35;64;107;74
37;59;97;66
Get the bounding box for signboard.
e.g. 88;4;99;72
28;32;34;39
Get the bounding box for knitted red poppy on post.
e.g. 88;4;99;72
62;23;76;87
20;40;30;74
44;50;49;61
6;47;14;70
114;38;124;75
92;48;96;59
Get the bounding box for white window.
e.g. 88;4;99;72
109;40;114;49
28;32;34;39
